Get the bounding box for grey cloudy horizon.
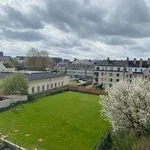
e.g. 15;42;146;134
0;0;150;60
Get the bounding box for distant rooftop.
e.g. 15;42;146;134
72;59;97;65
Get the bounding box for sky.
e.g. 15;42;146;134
0;0;150;60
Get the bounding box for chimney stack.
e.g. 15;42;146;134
147;58;150;65
139;59;143;68
133;58;136;64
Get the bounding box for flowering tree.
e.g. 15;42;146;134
100;78;150;136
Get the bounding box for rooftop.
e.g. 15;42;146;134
0;72;69;81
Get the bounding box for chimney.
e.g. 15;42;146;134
127;57;129;62
139;59;143;68
133;58;136;64
147;58;150;65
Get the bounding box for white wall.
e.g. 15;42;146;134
0;98;10;109
0;95;28;110
28;76;69;94
0;62;15;72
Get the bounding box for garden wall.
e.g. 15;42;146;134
68;85;107;95
0;95;27;110
0;98;10;109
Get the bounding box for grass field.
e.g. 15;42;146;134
0;92;110;150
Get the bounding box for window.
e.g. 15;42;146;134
116;73;120;77
126;75;128;77
109;84;112;87
135;69;137;72
141;69;143;72
97;67;99;70
47;84;49;90
37;86;40;92
32;87;35;93
58;82;60;87
102;72;104;76
109;78;113;82
130;75;132;78
62;81;63;86
116;79;119;82
117;68;120;71
55;83;57;88
51;84;53;88
109;73;113;76
105;67;107;70
42;85;45;91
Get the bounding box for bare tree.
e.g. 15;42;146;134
25;48;40;68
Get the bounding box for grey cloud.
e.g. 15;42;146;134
1;28;45;41
101;37;137;46
0;4;44;29
0;0;150;59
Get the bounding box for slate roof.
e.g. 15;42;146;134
96;59;150;68
95;60;128;67
0;72;69;81
72;60;96;65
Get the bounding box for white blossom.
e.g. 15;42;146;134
100;78;150;136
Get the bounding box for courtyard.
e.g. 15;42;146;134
0;92;110;150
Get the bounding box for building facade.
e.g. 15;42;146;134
0;72;69;94
94;58;150;88
67;60;97;79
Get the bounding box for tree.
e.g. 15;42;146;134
1;72;28;94
39;50;49;69
100;78;150;136
25;48;40;68
4;60;14;68
25;48;52;70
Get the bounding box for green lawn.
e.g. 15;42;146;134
0;92;110;150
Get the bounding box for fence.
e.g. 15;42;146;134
68;85;107;95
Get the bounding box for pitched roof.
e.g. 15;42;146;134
72;60;95;65
96;59;150;68
95;60;128;67
0;72;69;81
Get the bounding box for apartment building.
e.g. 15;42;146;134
67;60;97;79
94;58;150;88
55;62;68;73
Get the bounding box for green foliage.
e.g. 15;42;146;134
4;60;14;68
94;129;115;150
112;132;138;150
0;92;110;150
1;72;28;94
132;136;150;150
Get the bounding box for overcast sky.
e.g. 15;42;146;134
0;0;150;60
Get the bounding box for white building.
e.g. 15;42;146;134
94;58;150;88
0;72;69;94
55;62;68;73
0;62;15;72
